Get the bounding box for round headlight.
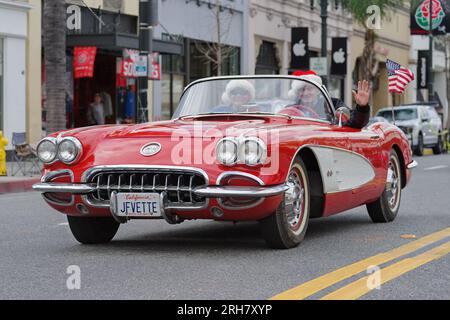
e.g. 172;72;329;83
37;138;57;163
58;137;82;164
240;138;267;166
216;138;238;166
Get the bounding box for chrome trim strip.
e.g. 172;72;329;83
407;160;419;170
193;184;289;198
33;183;96;194
288;144;377;195
216;172;265;186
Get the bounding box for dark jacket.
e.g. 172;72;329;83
332;98;370;129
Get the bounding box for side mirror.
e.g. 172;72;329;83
335;107;351;127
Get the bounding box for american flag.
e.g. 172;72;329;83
387;59;415;94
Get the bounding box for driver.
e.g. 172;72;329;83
287;80;323;119
214;80;256;113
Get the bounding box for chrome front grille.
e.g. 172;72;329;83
83;167;208;209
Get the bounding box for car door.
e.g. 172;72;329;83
420;107;434;145
427;107;442;144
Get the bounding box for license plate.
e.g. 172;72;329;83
112;193;162;218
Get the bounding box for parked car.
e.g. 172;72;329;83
376;104;444;156
33;76;416;249
367;116;389;126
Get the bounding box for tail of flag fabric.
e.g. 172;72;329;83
386;59;415;94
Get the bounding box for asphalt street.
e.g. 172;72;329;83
0;154;449;300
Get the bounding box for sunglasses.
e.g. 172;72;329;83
230;88;250;96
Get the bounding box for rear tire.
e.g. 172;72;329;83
67;216;120;244
367;151;402;223
259;158;310;249
415;134;424;156
432;135;443;155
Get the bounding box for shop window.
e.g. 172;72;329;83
255;41;280;75
162;54;186;120
0;38;3;132
190;40;240;82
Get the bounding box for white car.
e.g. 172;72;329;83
377;104;444;156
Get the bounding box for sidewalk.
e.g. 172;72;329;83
0;162;41;194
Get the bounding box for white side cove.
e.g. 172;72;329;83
309;146;376;194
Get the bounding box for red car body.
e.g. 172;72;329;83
33;76;416;247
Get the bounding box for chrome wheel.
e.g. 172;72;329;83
285;165;307;235
386;155;401;212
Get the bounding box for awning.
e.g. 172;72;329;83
67;33;184;55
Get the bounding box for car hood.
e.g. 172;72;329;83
105;117;293;139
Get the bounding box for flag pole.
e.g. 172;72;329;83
428;0;434;101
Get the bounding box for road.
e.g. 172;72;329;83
0;154;449;300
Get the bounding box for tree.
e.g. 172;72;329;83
43;0;67;133
340;0;404;82
194;0;236;76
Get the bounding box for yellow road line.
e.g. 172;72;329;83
322;240;450;300
270;227;450;300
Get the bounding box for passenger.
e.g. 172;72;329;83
214;80;256;113
288;71;371;129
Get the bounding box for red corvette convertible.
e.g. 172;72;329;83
33;76;416;249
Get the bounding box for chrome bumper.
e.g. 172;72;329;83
33;182;289;198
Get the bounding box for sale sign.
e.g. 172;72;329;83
73;46;97;79
149;52;161;80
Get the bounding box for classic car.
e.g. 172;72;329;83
33;75;417;249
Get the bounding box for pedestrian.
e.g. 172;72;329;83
87;93;105;125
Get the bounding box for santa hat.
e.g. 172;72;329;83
292;70;323;86
222;80;256;105
288;70;323;100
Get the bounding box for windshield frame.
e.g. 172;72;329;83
174;75;336;123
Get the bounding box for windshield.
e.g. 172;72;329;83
378;109;418;122
173;77;333;121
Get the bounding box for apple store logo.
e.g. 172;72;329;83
293;40;306;57
333;48;346;64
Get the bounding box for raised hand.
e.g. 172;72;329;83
353;80;371;107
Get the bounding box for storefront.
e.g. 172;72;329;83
152;0;247;121
0;0;31;148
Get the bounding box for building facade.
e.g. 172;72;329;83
0;0;31;149
247;0;354;106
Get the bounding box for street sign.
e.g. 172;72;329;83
417;50;430;89
310;57;328;76
135;56;148;78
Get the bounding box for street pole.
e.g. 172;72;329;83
138;0;156;123
428;0;434;102
320;0;328;87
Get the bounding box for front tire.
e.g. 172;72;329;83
67;216;120;244
259;158;310;249
366;151;402;223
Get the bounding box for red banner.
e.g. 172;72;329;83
73;46;97;79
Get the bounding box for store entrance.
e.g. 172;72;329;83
72;53;117;128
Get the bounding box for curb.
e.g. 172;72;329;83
0;178;40;194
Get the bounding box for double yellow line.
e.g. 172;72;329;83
271;227;450;300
